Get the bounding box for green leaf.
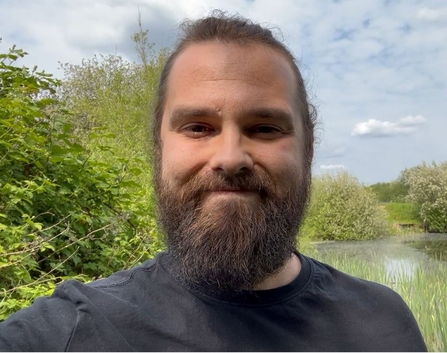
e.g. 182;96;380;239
51;145;67;155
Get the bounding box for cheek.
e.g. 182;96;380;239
161;138;207;184
255;140;304;177
161;148;183;183
265;155;302;184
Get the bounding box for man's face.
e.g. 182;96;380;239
156;41;310;291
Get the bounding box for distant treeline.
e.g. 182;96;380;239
369;179;409;203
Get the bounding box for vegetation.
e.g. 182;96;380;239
0;46;164;319
57;24;167;238
383;202;422;226
369;163;447;233
59;50;165;161
312;250;447;352
301;171;391;241
59;23;166;180
404;161;447;233
369;179;409;203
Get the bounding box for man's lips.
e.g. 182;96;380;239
197;186;266;201
212;190;254;193
206;188;256;192
204;189;259;197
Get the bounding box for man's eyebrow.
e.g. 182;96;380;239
169;107;218;128
246;107;294;125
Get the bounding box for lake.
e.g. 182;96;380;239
312;233;447;282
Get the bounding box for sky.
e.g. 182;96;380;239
1;0;446;184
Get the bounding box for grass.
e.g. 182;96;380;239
383;202;422;226
308;250;447;352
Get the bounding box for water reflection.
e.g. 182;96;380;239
406;239;447;261
385;258;418;282
314;233;447;280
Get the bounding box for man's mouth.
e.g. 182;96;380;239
214;188;249;192
207;186;257;193
204;189;259;198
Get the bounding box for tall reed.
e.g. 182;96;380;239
310;251;447;351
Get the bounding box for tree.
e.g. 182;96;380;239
368;180;409;203
59;28;167;162
301;171;390;240
404;161;447;232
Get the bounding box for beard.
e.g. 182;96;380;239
154;162;311;292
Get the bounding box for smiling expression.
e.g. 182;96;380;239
154;40;310;290
159;41;305;199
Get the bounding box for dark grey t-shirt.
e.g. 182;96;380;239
0;252;427;351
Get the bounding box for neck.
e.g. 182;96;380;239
253;253;302;290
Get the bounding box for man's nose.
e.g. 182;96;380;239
208;129;254;176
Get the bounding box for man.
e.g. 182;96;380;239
0;12;426;352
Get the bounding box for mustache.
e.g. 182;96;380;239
179;170;275;202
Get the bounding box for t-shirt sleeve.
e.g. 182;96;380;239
0;285;77;352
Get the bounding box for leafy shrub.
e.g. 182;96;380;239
0;47;164;320
404;161;447;232
57;30;167;223
301;171;391;241
59;27;166;163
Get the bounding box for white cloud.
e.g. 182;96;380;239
417;8;438;20
416;7;447;21
351;115;426;137
320;164;346;170
398;115;426;126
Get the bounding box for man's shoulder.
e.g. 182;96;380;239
48;252;161;300
305;255;411;310
299;255;427;351
83;253;160;289
303;254;422;335
0;253;166;352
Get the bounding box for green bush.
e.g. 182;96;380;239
0;47;164;320
404;161;447;233
58;30;166;222
59;26;166;163
301;171;391;241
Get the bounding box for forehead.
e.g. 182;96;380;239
160;41;304;137
166;41;298;104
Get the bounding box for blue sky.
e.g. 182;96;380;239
1;0;446;184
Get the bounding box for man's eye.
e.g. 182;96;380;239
251;126;282;135
182;124;213;136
